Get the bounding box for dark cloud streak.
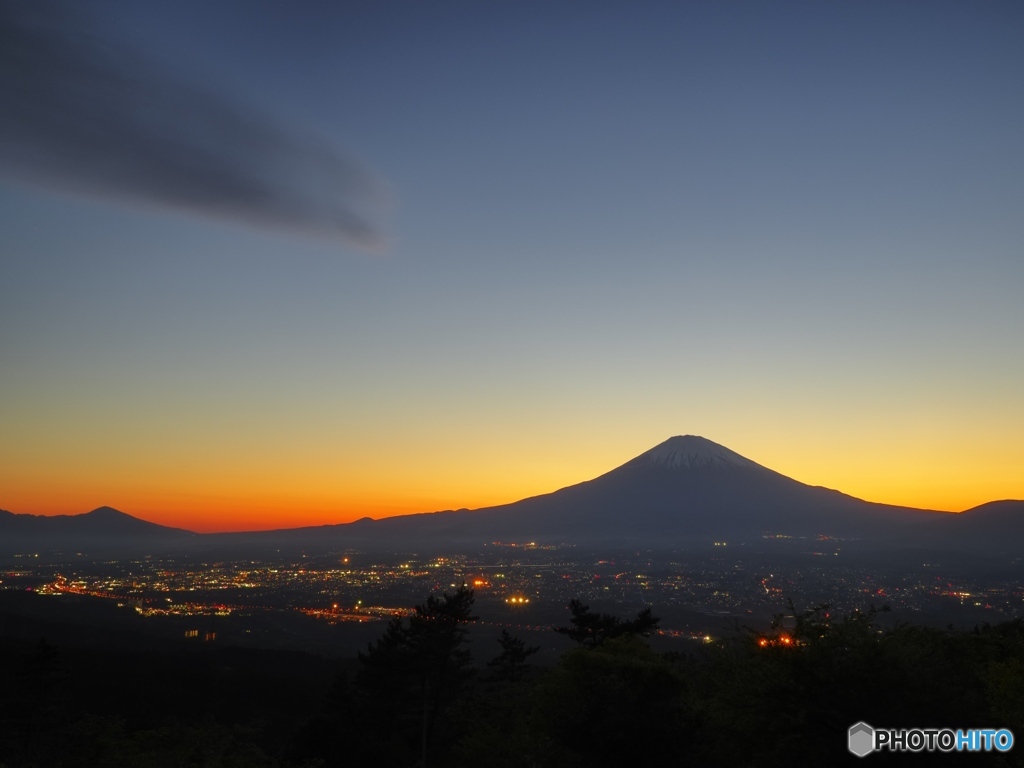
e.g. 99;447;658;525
0;3;385;247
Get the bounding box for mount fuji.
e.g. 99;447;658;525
385;435;946;546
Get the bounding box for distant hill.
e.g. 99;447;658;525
0;506;195;556
4;437;1021;556
925;500;1024;550
959;499;1024;520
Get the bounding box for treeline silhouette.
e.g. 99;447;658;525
2;589;1023;766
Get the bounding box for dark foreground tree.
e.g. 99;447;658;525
533;635;693;766
343;585;477;767
555;599;660;648
457;615;689;768
487;629;540;684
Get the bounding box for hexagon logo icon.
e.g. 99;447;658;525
849;722;875;757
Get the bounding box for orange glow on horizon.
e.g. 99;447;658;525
1;471;1014;533
1;431;1019;532
0;491;533;533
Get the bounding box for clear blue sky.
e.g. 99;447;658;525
2;0;1022;530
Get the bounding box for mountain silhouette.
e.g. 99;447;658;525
921;499;1024;551
0;505;194;555
3;437;1020;555
379;435;946;545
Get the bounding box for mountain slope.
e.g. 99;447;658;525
446;436;943;542
0;506;195;555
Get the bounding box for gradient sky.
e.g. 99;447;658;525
2;0;1022;532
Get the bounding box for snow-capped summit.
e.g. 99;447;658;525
639;435;766;472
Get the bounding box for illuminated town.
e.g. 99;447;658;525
4;536;1022;655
